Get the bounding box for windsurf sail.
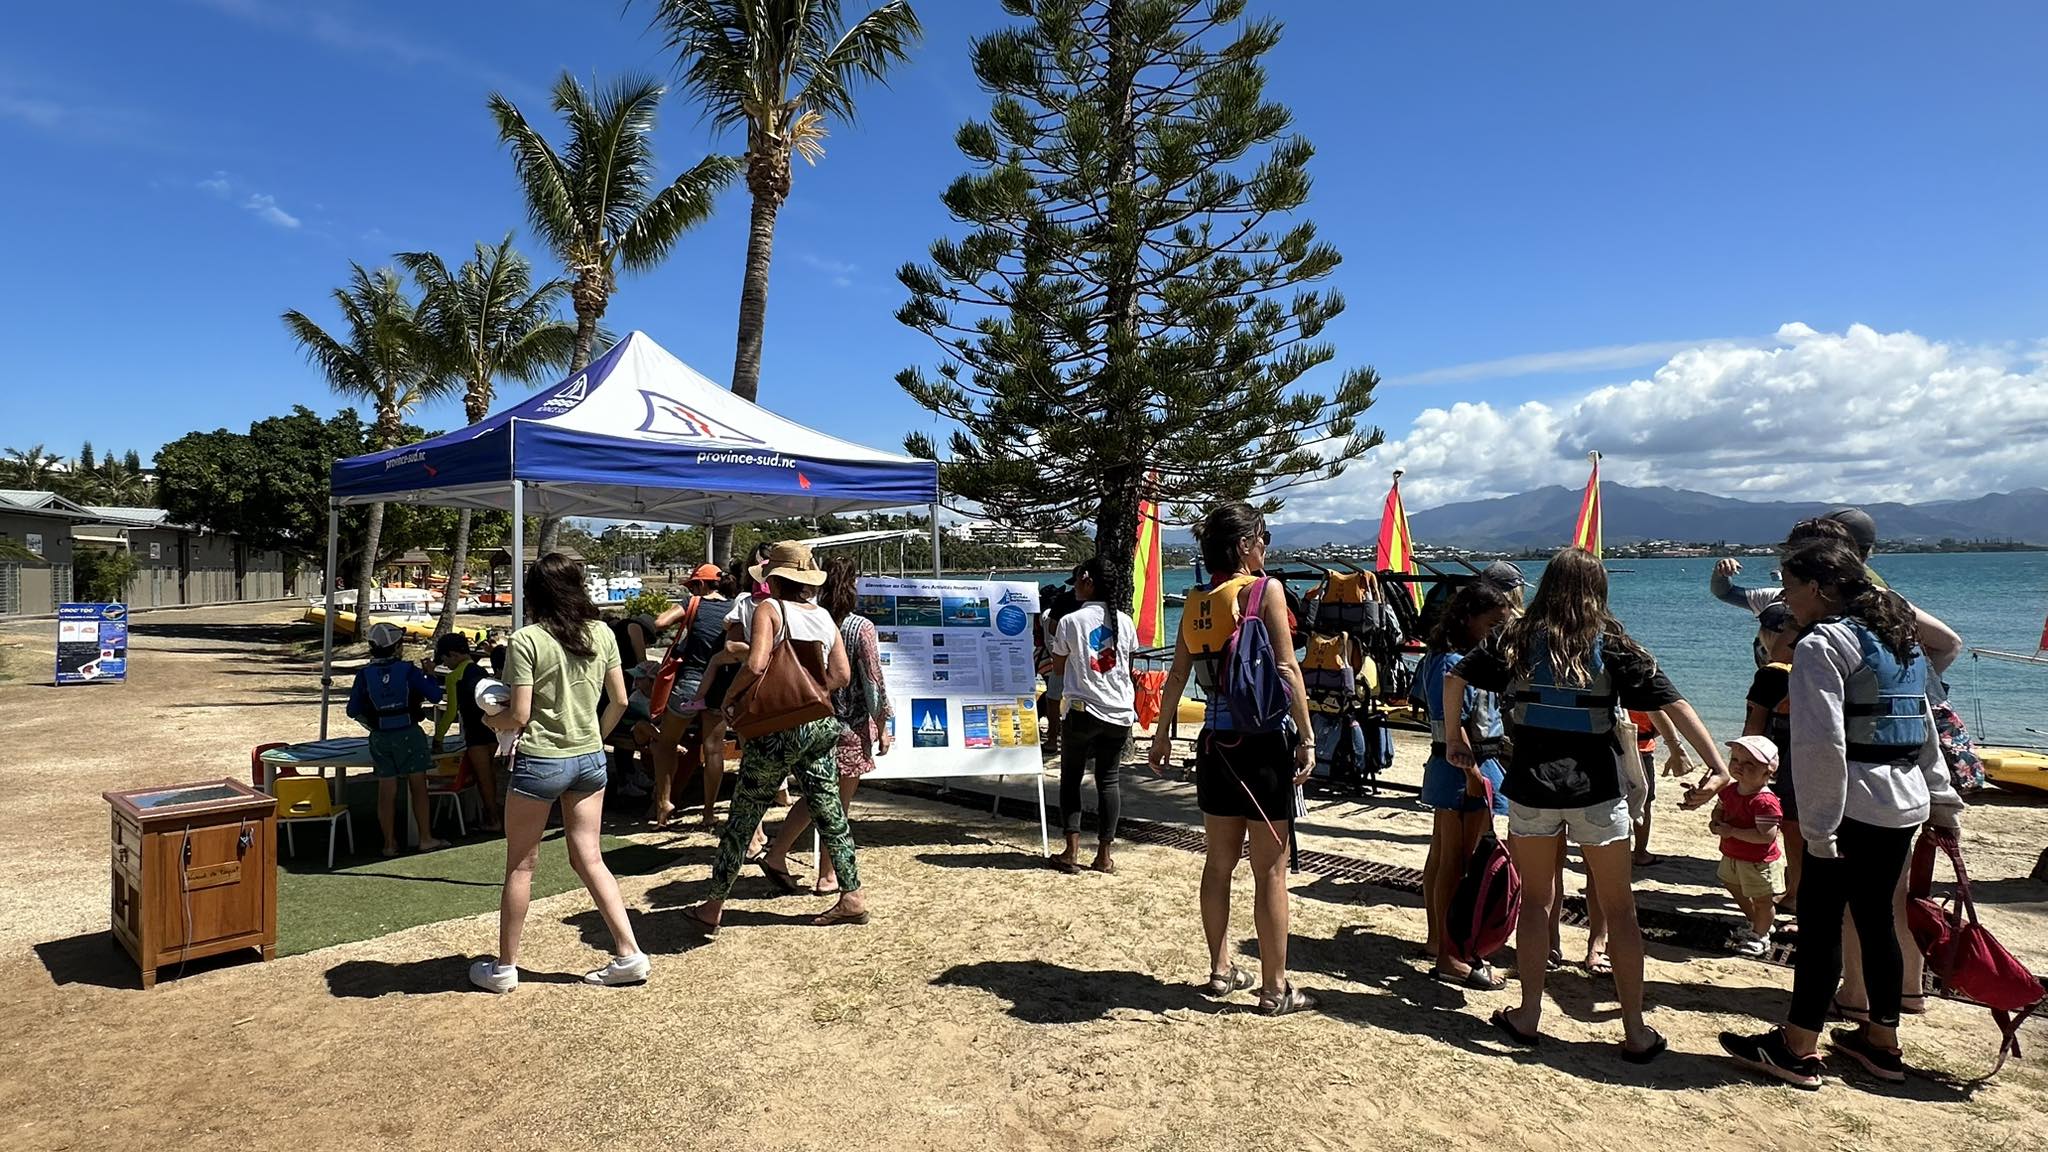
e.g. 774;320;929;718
1376;470;1424;611
1969;606;2048;667
1132;473;1166;647
1572;450;1603;559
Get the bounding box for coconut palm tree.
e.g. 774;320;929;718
490;72;738;550
400;235;577;638
645;0;921;563
0;443;61;491
282;265;450;598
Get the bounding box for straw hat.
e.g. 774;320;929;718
749;540;826;587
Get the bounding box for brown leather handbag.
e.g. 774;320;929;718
725;604;834;740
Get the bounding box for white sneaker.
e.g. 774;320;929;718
469;959;519;993
1733;931;1769;958
583;952;650;986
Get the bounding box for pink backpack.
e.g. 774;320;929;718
1909;830;2048;1076
1447;782;1521;964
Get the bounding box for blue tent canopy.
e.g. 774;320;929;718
315;332;942;738
331;331;938;523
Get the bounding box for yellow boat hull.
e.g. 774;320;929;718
303;607;487;649
1982;746;2048;794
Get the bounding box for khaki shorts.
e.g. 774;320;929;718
1718;855;1786;901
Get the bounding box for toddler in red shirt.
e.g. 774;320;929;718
1711;736;1784;957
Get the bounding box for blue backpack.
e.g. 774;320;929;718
1224;577;1293;733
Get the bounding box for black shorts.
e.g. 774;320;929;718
1195;728;1299;823
704;664;740;710
1770;764;1799;821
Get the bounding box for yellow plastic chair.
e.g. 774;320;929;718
274;775;354;869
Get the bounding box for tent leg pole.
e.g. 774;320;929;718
511;485;525;628
319;504;339;739
930;501;942;578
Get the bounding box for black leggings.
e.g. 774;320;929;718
1059;709;1130;841
1789;817;1916;1032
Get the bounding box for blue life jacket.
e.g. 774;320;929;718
361;658;418;732
1507;636;1616;735
1842;619;1931;764
1422;651;1506;755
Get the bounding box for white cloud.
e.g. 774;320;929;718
1387;336;1771;387
244;192;300;229
800;252;858;289
197;170;232;196
1288;322;2048;518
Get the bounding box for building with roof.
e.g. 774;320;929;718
0;490;309;616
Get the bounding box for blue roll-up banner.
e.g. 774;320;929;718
56;603;128;684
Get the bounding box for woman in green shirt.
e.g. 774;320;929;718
470;553;648;993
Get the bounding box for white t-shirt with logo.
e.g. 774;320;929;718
1050;601;1137;726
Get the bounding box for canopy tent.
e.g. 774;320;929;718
317;330;942;736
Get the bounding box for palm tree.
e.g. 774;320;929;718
84;456;153;506
490;72;738;550
646;0;922;563
0;443;60;490
401;235;577;638
282;265;450;599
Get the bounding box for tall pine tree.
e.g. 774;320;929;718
896;0;1379;607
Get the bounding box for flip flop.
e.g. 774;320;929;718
757;858;804;894
813;904;870;927
1489;1008;1541;1048
1433;964;1507;992
1621;1029;1668;1065
1586;953;1613;977
1046;856;1080;875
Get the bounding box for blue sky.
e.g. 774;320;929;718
4;1;2045;514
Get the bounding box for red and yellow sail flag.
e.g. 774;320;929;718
1376;470;1424;611
1131;476;1166;647
1572;451;1603;559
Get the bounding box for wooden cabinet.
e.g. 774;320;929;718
104;779;277;989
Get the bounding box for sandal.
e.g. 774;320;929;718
1621;1028;1668;1065
1829;998;1872;1024
1258;982;1316;1017
758;858;804;894
1489;1008;1542;1048
1204;965;1257;997
1586;952;1613;977
679;906;721;937
813;903;870;927
1433;963;1507;991
1045;856;1080;875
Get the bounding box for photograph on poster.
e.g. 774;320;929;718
910;698;949;748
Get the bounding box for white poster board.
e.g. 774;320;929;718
856;575;1044;782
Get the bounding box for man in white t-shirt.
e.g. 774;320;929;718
1047;558;1138;875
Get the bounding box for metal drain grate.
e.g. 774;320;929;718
879;778;1796;968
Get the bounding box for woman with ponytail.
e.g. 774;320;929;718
1447;547;1726;1062
1721;540;1965;1090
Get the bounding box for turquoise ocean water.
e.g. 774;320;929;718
995;552;2048;748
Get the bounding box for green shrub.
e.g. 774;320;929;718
73;548;139;603
620;589;673;619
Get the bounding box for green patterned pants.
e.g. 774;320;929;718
708;717;861;898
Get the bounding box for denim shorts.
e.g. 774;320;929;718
1420;755;1508;815
509;749;609;801
1506;796;1632;846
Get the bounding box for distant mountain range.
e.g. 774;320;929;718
1227;484;2048;550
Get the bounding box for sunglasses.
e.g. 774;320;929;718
1246;528;1271;546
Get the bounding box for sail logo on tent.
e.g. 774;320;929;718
636;390;766;445
537;374;591;414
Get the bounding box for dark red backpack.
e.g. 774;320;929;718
1447;782;1521;964
1909;829;2048;1076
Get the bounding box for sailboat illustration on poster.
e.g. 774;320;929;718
911;699;949;748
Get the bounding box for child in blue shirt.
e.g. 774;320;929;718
346;622;448;856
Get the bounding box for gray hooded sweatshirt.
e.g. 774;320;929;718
1789;620;1964;857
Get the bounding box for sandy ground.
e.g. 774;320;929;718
4;605;2048;1151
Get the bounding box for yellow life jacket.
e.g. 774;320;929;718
1179;572;1258;690
1322;572;1367;604
1301;633;1355;713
